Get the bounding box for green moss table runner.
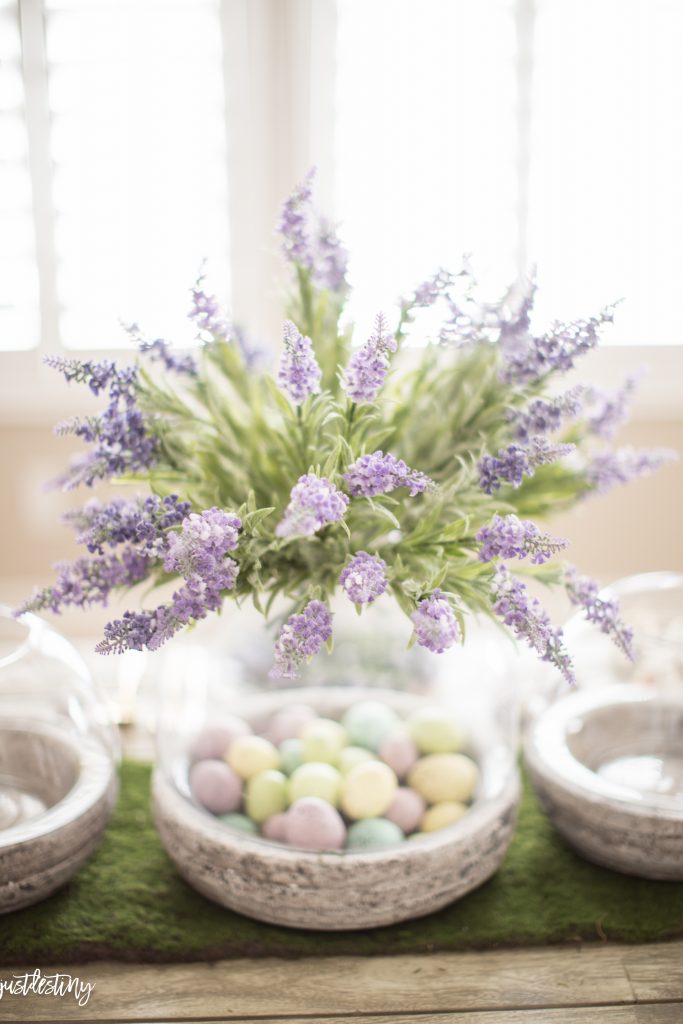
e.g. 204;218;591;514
2;761;683;966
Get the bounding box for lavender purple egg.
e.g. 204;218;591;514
378;731;419;778
261;811;289;842
189;759;242;814
267;703;318;745
284;797;346;851
385;787;426;833
190;716;252;761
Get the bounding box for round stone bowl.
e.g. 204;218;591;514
153;686;520;930
525;684;683;880
0;722;118;912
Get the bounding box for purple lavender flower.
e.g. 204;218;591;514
343;451;434;498
411;589;460;653
314;218;349;293
478;437;575;494
64;495;190;555
276;475;349;538
476;514;568;565
55;404;158;488
343;313;397;403
491;565;575;683
278;169;315;268
586;375;640;439
512;386;586;443
501;307;615;383
189;281;230;339
165;508;241;582
339;551;388;604
565;568;634;660
44;355;138;400
269;599;333;679
410;268;458;308
137;336;197;376
277;320;322;404
585;447;677;494
19;547;152;616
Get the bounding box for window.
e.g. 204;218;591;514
3;0;229;353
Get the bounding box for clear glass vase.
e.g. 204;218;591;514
153;597;520;929
0;606;119;912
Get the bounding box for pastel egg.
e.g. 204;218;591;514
261;811;289;843
245;770;288;823
189;759;242;814
408;753;479;805
190;717;252;761
228;735;281;779
378;730;419;777
341;700;400;751
267;703;318;745
385;787;426;834
288;762;342;807
421;801;468;832
346;818;404;850
408;706;464;754
337;745;376;775
218;812;259;835
300;719;348;764
341;760;398;820
279;738;304;775
284;797;346;851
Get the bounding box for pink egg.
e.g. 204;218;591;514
261;811;289;842
190;717;252;761
284;797;346;851
385;787;426;834
189;759;242;814
266;704;318;745
378;731;419;778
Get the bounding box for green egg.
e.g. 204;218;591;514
244;770;289;824
218;812;259;835
300;719;348;764
346;817;404;850
279;737;304;775
337;745;375;775
341;700;400;751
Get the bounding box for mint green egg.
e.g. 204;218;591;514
279;737;304;775
288;762;342;806
218;812;259;835
346;818;404;850
341;700;400;751
244;770;289;824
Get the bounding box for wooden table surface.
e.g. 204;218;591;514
1;940;682;1023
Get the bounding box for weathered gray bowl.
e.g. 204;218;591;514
0;722;118;912
153;687;520;930
525;685;683;880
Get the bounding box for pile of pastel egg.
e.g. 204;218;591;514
188;699;478;852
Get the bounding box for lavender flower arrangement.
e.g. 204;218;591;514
21;174;676;683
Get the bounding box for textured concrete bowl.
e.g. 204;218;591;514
525;684;683;880
0;722;118;912
153;686;520;930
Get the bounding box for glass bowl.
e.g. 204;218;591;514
152;600;520;929
0;606;119;912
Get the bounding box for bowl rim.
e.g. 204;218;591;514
525;683;683;817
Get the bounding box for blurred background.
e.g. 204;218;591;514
1;0;682;643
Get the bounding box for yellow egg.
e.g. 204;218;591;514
420;801;468;833
340;760;398;820
408;753;478;804
227;735;281;779
407;705;465;754
337;745;375;775
245;770;288;823
300;718;348;764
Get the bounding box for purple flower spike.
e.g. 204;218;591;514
586;375;640;440
512;386;586;443
19;547;152;616
585;447;676;494
492;565;575;684
276;474;349;538
64;494;191;556
315;217;349;293
343;313;397;403
343;450;434;498
501;307;615;383
478;436;575;494
339;551;388;604
565;568;634;660
189;283;230;340
278;169;315;268
476;514;568;565
277;320;322;404
269;599;333;679
165;508;241;582
411;589;460;653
